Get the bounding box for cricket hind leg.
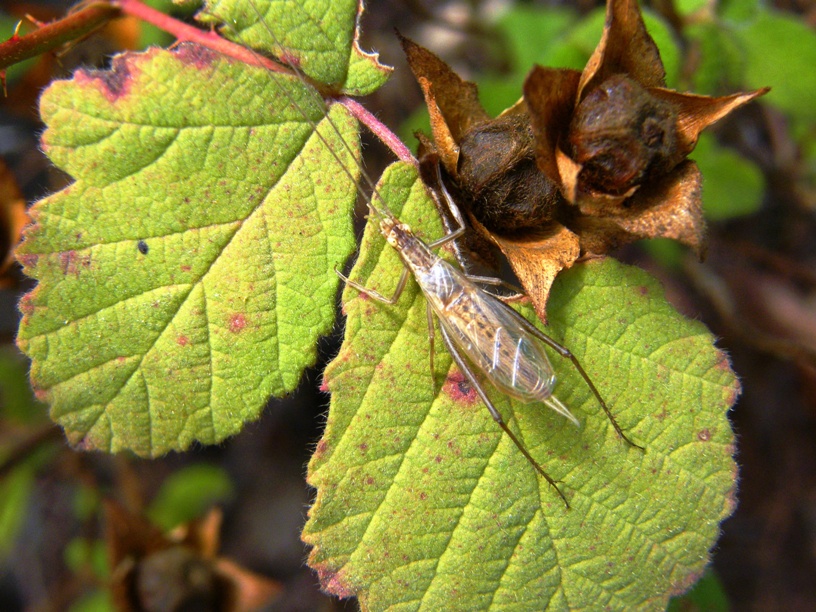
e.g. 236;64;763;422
499;301;645;451
335;265;411;305
438;325;570;508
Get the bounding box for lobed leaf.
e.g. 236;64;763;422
16;43;359;456
202;0;391;95
304;162;740;609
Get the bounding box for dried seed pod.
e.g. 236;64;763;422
402;0;768;321
568;74;681;196
455;114;565;232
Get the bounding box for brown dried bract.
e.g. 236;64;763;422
105;501;281;612
402;0;767;321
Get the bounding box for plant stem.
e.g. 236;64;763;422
0;2;121;71
116;0;414;165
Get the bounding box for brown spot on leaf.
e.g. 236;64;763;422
443;371;478;405
228;313;247;333
75;52;136;102
59;250;91;276
176;335;190;347
174;43;220;69
312;439;329;460
313;565;355;599
697;428;711;442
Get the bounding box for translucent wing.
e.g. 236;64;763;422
419;259;559;405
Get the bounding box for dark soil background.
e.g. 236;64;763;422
1;0;814;610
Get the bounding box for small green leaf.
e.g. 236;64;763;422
147;464;234;530
692;133;764;220
304;162;739;609
0;465;34;561
202;0;391;95
17;45;358;456
732;8;816;122
668;569;730;611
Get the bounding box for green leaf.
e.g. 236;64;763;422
475;6;578;116
17;44;358;456
303;162;739;609
685;22;746;95
147;464;234;530
731;8;816;122
692;133;765;220
64;537;109;578
0;346;47;423
668;569;730;611
201;0;392;95
0;465;34;562
68;590;114;612
537;7;681;88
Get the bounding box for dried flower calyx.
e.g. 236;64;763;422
403;0;768;322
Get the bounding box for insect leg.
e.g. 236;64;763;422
496;301;644;451
426;301;436;393
426;165;466;249
335;266;411;305
438;324;570;507
463;274;525;300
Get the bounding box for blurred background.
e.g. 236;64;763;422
1;0;814;609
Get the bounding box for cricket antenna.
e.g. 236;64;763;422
243;1;402;223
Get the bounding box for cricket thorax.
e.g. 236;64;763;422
385;222;439;271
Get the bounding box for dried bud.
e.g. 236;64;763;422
402;0;768;322
456;114;564;231
568;74;680;196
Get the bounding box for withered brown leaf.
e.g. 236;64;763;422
105;501;281;612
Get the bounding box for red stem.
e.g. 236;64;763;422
115;0;414;165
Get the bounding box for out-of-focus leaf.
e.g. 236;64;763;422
0;347;47;423
65;537;109;578
0;465;35;562
68;589;114;612
668;569;730;611
538;8;681;88
686;22;746;95
732;8;816;122
147;464;234;531
692;133;764;220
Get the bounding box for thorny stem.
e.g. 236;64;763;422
116;0;284;72
0;2;121;71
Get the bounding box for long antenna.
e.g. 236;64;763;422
239;2;401;221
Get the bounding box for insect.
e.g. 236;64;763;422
239;7;642;506
336;172;642;506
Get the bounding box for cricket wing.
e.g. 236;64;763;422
435;283;559;405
